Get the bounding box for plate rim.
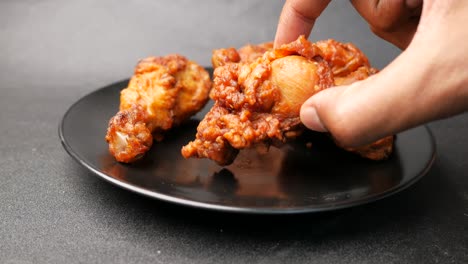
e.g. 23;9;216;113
59;80;437;215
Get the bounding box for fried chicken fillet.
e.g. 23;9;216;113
106;54;211;163
182;36;393;165
211;41;273;68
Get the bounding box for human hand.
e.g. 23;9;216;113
274;0;468;147
275;0;422;49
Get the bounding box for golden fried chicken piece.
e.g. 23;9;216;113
211;47;241;69
238;42;273;64
316;39;371;77
182;36;394;165
211;42;273;68
106;54;211;163
182;36;334;165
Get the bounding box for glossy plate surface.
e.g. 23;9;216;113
59;76;436;214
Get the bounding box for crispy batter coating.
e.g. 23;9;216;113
182;36;335;165
182;36;394;165
211;42;273;68
106;54;211;163
316;39;370;77
211;48;241;68
342;136;394;161
237;42;273;64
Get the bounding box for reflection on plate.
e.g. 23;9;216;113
59;73;436;214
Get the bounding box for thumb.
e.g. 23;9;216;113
300;43;468;147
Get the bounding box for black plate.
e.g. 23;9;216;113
59;75;436;214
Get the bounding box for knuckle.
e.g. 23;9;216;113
369;25;386;36
370;17;399;33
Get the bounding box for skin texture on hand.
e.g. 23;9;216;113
275;0;468;147
274;0;331;48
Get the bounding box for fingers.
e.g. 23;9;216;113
274;0;422;49
300;41;468;147
350;0;422;49
368;22;418;50
274;0;331;48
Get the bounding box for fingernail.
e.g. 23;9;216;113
300;106;327;132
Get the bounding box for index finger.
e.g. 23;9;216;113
274;0;331;48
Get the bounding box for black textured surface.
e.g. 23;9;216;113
1;0;467;263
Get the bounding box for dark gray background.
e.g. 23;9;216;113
1;0;467;263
